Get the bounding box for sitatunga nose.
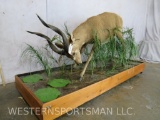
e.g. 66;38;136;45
75;60;82;64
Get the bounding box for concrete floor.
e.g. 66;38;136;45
0;63;160;120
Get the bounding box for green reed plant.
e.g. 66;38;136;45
21;44;53;76
89;28;137;73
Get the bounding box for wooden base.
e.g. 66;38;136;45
15;62;145;120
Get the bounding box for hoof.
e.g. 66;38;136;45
79;77;83;81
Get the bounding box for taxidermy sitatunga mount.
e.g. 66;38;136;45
27;12;124;80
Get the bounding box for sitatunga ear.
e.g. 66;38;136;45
71;34;76;42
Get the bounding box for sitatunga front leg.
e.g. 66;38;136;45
80;48;94;81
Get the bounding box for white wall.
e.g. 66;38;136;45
0;0;148;84
0;0;47;84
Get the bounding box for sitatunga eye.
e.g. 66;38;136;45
72;52;75;55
